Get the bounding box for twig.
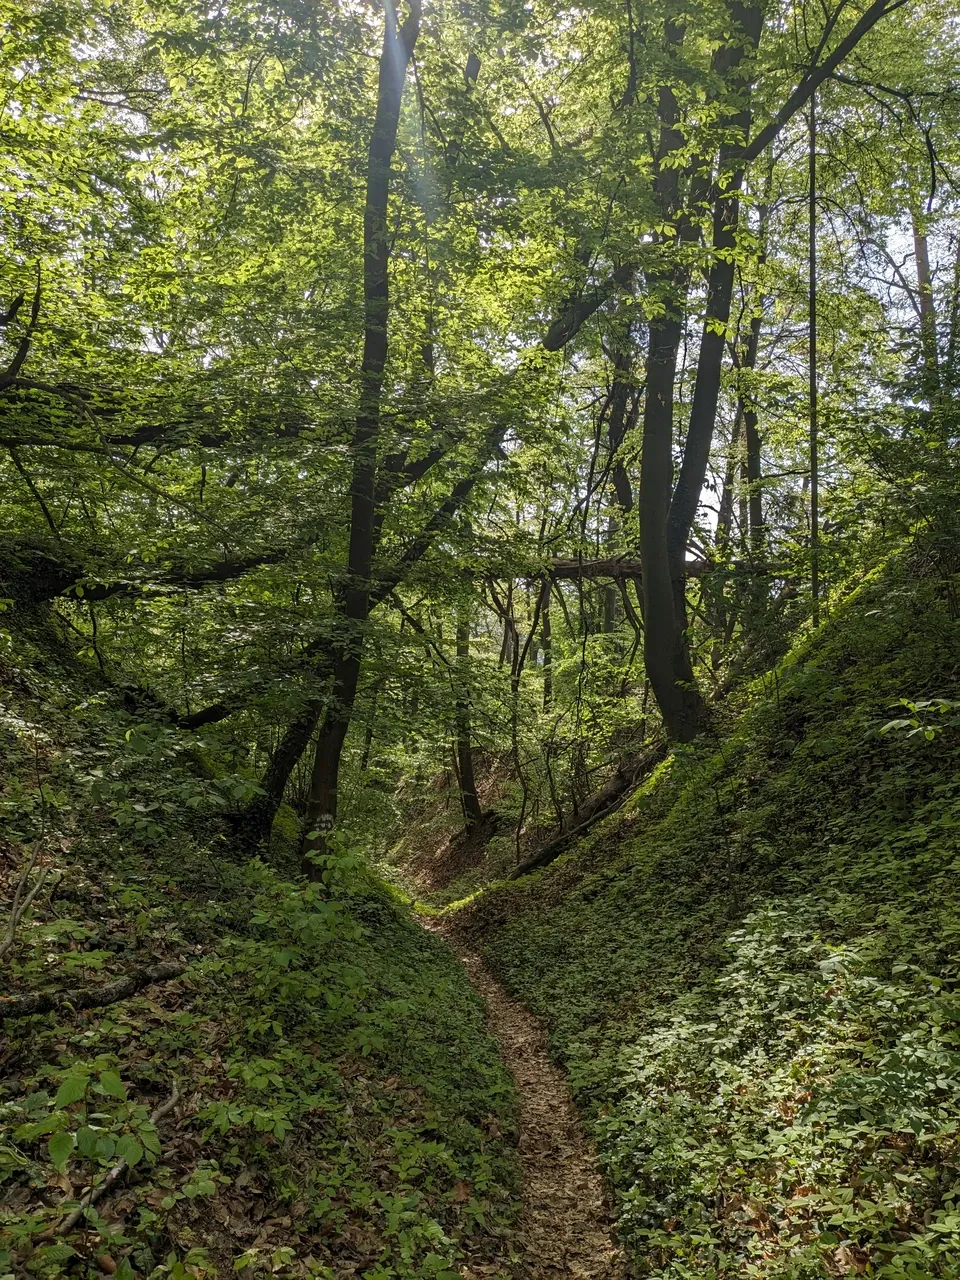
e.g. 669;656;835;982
42;1085;180;1239
0;839;49;961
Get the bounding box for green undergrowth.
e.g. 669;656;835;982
0;625;519;1279
457;559;960;1279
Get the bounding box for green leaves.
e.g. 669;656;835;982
47;1130;74;1170
32;1067;146;1179
880;697;960;743
98;1070;127;1101
54;1073;89;1109
115;1134;143;1167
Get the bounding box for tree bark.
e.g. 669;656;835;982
640;311;707;741
541;594;553;710
809;92;820;627
716;406;744;556
946;236;960;392
300;1;421;874
912;206;940;394
642;0;762;743
1;962;185;1020
742;307;765;557
454;615;483;831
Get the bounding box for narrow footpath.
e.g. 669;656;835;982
427;919;628;1280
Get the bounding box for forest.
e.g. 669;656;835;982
2;0;960;1274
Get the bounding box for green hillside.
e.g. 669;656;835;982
454;559;960;1278
0;625;518;1279
3;0;960;1275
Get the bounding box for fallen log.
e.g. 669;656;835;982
0;961;186;1019
509;740;667;879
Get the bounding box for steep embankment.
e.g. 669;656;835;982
456;558;960;1278
0;624;519;1278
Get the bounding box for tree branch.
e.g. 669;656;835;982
0;269;41;391
740;0;910;166
40;1085;180;1240
0;961;186;1019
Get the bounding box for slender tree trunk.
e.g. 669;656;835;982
602;583;617;634
359;679;380;773
454;615;483;831
741;164;775;561
711;406;744;667
912;207;940;394
541;594;553;710
602;516;619;633
607;331;637;515
742;307;765;558
946;235;960;392
716;406;744;555
809;91;820;628
301;1;421;874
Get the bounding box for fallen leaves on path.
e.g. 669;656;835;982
428;920;628;1280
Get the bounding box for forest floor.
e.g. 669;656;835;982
424;918;627;1280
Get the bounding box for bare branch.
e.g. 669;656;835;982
0;840;53;961
41;1085;181;1240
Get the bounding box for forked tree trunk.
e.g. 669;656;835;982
640;311;708;742
637;0;898;741
640;1;760;743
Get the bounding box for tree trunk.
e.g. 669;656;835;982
716;406;744;555
241;696;326;848
454;616;483;831
639;3;761;744
632;0;898;741
809;92;820;627
912;206;940;394
742;307;765;558
946;235;960;392
640;313;708;742
303;649;362;864
541;594;553;710
301;1;421;875
606;331;637;515
359;679;380;773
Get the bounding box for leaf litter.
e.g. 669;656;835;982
426;919;627;1280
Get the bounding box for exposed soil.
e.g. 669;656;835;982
405;810;502;892
426;918;628;1280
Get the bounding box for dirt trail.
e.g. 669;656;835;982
427;919;628;1280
